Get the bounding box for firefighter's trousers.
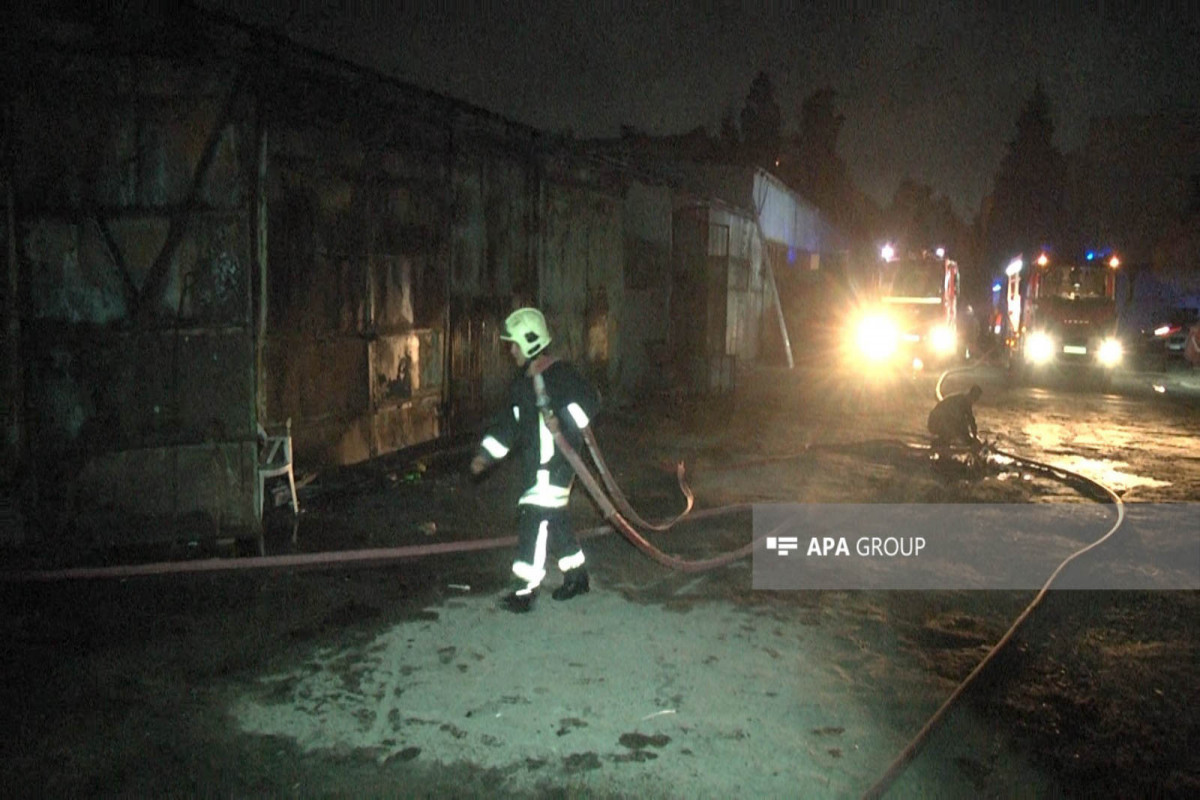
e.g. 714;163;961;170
511;505;585;594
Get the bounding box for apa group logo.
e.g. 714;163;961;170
764;536;799;555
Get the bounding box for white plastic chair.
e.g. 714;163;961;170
257;418;299;523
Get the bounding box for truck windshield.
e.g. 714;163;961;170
1045;266;1108;300
884;261;943;299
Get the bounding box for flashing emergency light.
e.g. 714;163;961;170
881;244;895;261
992;283;1002;293
1086;251;1095;261
1108;256;1120;268
935;247;945;258
1005;258;1023;276
1036;253;1049;266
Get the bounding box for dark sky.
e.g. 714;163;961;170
204;2;1199;218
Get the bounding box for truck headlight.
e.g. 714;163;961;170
929;324;957;355
855;313;899;361
1097;337;1123;366
1026;331;1055;364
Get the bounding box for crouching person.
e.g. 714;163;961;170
470;307;600;613
927;384;983;450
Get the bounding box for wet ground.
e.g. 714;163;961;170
1;359;1198;797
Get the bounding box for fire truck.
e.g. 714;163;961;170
848;247;961;374
1003;251;1124;381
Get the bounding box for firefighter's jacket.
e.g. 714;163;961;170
477;358;600;509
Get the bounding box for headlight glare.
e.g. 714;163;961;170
929;325;957;355
856;314;899;361
1097;337;1123;366
1026;331;1055;364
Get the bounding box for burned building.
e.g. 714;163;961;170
1;4;839;557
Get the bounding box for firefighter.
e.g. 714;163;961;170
927;384;983;449
470;307;600;613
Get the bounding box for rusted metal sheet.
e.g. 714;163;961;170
266;130;450;465
74;440;257;545
368;329;444;456
9;7;722;553
448;302;510;430
264;336;367;446
669;202;762;396
22;324;255;513
11;37;258;546
541;179;623;394
369;330;441;406
619;181;673;399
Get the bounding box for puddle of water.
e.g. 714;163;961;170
1036;456;1170;490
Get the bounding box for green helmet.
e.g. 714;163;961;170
501;307;552;358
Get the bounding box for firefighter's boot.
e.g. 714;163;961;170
552;567;590;601
502;587;538;614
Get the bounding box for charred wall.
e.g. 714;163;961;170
540;156;626;399
619;180;674;399
258;54;459;467
9;16;259;549
3;6;710;553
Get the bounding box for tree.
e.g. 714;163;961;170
799;88;843;162
788;88;847;208
717;108;740;160
738;71;781;168
981;82;1068;274
776;88;881;243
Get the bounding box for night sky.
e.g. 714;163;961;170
203;2;1199;219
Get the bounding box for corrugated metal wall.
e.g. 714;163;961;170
3;8;762;551
669;202;763;394
446;143;540;429
540;163;625;397
11;34;259;547
619;181;674;399
260;58;457;467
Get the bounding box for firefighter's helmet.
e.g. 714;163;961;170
501;307;552;358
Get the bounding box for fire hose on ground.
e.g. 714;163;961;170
557;373;1128;798
857;362;1128;799
0;362;1129;799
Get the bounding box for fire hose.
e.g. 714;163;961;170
2;357;1130;798
526;357;755;573
581;426;694;531
860;363;1127;799
546;410;755;572
537;367;1129;798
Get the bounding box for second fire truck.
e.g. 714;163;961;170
1003;250;1124;381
